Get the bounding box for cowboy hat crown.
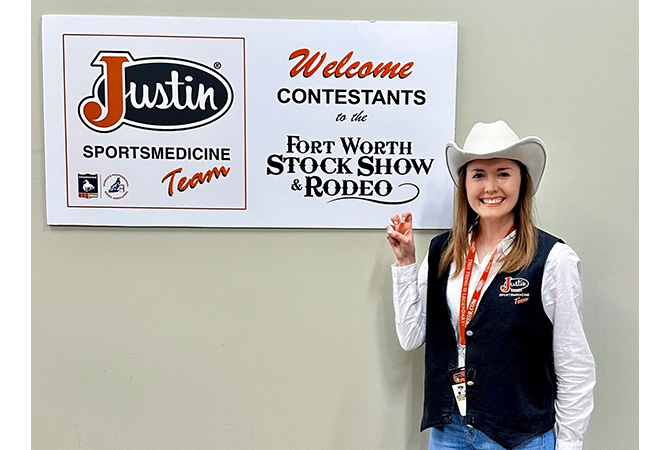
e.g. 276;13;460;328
445;120;547;195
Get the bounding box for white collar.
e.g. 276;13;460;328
467;229;517;260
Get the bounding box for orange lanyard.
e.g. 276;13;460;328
458;226;515;345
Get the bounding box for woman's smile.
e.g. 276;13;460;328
480;196;505;205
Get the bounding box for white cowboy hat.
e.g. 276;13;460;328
445;120;547;195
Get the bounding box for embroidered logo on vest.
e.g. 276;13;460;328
500;277;531;305
500;277;529;293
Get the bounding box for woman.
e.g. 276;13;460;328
386;121;595;450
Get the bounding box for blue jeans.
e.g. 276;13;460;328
428;415;555;450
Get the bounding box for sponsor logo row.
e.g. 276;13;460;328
78;173;129;200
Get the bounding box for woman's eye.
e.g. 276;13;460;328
471;173;484;179
498;172;510;177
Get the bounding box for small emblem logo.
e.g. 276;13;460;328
103;174;129;200
78;173;99;198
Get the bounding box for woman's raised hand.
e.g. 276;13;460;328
386;212;416;266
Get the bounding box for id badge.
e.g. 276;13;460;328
449;367;467;416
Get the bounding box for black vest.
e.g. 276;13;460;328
421;229;562;449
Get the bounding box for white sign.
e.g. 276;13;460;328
42;15;457;228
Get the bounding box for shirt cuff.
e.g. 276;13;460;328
556;438;583;450
391;262;418;284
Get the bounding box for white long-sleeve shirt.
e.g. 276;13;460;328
391;232;595;450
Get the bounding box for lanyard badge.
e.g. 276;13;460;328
449;367;467;416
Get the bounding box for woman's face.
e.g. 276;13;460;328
464;158;522;225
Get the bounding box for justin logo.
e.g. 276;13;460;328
78;51;234;132
500;277;529;293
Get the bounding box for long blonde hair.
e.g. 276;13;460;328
438;160;537;278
